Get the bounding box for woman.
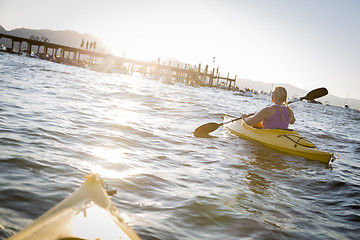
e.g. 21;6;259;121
242;86;295;129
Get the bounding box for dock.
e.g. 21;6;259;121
0;33;237;90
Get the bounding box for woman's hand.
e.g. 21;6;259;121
241;114;248;119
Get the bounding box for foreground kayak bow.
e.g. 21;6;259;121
9;174;141;240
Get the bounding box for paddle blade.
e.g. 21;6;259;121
304;87;328;100
194;122;221;135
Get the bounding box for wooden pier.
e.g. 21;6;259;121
0;33;237;89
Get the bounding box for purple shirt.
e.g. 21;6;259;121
262;105;290;129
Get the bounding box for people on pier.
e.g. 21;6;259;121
80;39;84;49
241;86;295;129
40;36;49;42
30;35;49;42
80;40;96;51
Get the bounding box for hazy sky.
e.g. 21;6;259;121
1;0;359;100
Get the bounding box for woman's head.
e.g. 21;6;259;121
271;86;287;104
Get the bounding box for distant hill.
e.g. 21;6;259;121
1;26;359;110
0;25;6;33
0;25;109;52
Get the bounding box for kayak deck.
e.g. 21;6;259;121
223;115;336;163
9;174;141;240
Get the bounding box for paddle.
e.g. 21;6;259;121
193;87;328;136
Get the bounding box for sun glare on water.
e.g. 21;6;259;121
82;147;145;180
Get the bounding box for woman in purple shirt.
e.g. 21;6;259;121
242;86;296;129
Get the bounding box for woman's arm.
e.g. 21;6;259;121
242;107;270;126
288;107;296;124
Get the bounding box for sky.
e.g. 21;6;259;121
0;0;359;100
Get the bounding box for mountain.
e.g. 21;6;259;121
0;25;109;52
0;25;6;32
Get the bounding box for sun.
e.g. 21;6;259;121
97;26;170;62
94;16;213;66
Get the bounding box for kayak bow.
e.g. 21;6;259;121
9;174;141;240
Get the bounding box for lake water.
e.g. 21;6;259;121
1;53;359;239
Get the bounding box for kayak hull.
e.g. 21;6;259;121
223;115;334;163
9;174;141;240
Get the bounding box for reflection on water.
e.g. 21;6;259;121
245;171;271;195
0;53;359;239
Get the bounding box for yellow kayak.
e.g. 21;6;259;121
223;115;336;163
9;174;141;240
